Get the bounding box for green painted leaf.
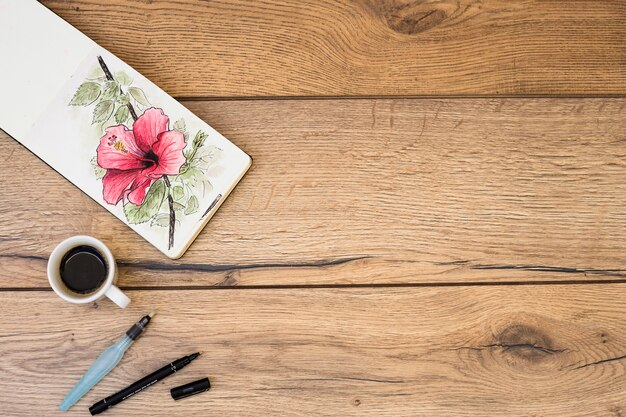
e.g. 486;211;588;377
91;156;106;180
123;180;166;224
178;162;189;175
194;144;221;160
177;166;204;187
116;94;130;105
101;81;120;101
114;71;133;86
173;118;186;132
152;214;181;228
92;100;115;124
128;87;150;107
151;213;170;227
69;82;101;106
192;131;208;148
86;65;105;80
185;195;199;215
114;106;130;124
173;202;186;212
193;145;223;170
176;166;213;197
172;184;185;201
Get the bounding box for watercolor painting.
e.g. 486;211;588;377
10;43;250;258
69;56;221;250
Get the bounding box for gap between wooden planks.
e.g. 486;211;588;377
1;98;626;288
40;0;626;97
1;285;626;416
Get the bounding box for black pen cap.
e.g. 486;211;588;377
89;399;109;416
171;378;211;400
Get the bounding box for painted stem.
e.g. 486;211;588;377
162;176;176;250
97;55;138;121
97;55;174;249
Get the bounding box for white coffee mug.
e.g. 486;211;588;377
47;235;130;308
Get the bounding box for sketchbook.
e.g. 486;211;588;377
0;1;251;258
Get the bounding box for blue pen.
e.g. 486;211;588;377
59;309;156;411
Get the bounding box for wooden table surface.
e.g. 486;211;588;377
1;1;626;416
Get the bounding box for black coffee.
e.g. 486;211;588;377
60;245;108;294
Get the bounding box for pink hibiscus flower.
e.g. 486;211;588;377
97;108;186;205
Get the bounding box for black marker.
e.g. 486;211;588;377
89;352;201;415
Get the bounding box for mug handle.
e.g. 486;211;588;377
105;285;131;308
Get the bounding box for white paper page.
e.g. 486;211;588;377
0;1;251;258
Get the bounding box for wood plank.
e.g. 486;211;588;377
2;285;626;416
2;98;626;288
40;0;626;97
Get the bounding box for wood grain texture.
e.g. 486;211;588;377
3;3;626;417
40;0;626;97
2;98;626;288
2;285;626;416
